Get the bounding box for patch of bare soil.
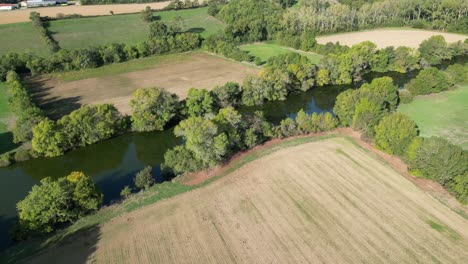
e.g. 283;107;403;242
28;53;259;117
0;2;171;25
316;29;467;48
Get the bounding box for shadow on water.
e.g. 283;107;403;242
0;215;15;250
0;132;18;154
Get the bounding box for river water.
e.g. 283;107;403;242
0;56;464;249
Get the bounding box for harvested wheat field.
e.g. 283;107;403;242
31;136;468;264
0;2;171;25
316;29;467;48
29;52;258;117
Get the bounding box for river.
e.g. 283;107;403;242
0;56;464;249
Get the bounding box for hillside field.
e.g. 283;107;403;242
49;7;224;50
27;136;468;263
0;23;50;57
316;29;467;48
398;85;468;149
240;42;322;64
0;2;171;25
28;52;258;117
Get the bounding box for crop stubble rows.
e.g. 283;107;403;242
30;137;468;263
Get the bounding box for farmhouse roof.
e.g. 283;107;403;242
0;3;16;6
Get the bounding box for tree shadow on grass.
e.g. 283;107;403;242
187;27;205;34
0;224;102;264
26;79;82;120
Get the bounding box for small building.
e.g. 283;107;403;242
25;0;68;8
0;3;19;10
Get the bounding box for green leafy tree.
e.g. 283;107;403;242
374;113;418;156
449;173;468;204
31;119;66;157
130;87;180;131
134;166;154;190
316;68;330;86
418;35;452;65
352;98;383;137
333;89;360;126
406;67;453;95
140;6;153;22
406;137;467;185
149;21;171;38
360;76;398;111
163;145;204;174
211;82;241;108
185;88;216;117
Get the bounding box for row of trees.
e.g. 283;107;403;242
31;104;127;157
0;20;201;80
283;0;468;36
29;12;60;53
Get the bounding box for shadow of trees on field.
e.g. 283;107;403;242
26;79;82;120
1;225;101;264
187;27;205;34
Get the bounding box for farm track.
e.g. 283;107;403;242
0;2;171;25
29;136;468;264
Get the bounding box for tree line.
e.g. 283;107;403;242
29;12;60;53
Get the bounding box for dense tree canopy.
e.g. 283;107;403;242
406;67;453;95
374;113;418;156
16;172;102;237
130;87;180;131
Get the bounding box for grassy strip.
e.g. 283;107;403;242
0;22;50;57
0;82;16;154
240;42;323;64
50;52;197;82
0;133;337;263
398;85;468;149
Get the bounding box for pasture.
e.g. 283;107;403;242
0;2;171;25
0;82;16;154
28;52;258;117
398;85;468;149
240;42;322;64
316;29;467;48
49;7;224;50
27;136;468;263
0;22;50;56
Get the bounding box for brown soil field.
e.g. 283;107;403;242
0;2;171;25
316;29;467;48
29;53;259;117
30;136;468;264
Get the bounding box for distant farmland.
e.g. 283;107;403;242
28;52;259;117
240;42;323;64
29;136;468;263
316;29;467;48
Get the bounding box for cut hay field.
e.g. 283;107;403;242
0;2;171;25
316;29;467;48
398;85;468;149
240;42;322;64
0;22;50;56
27;136;468;263
49;7;224;50
28;52;258;117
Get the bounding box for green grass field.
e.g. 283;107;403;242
398;85;468;149
49;7;224;50
240;42;323;64
0;22;50;57
50;52;193;82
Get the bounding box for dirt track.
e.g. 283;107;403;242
316;29;467;48
29;53;258;117
30;136;468;264
0;2;171;25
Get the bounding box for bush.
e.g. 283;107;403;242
120;186;132;199
13;149;33;162
134;166;155;190
141;6;153;22
163;145;204;174
0;152;12;167
406;67;453;95
444;64;468;84
374;113;418;156
211;82;241;108
398;89;413;104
